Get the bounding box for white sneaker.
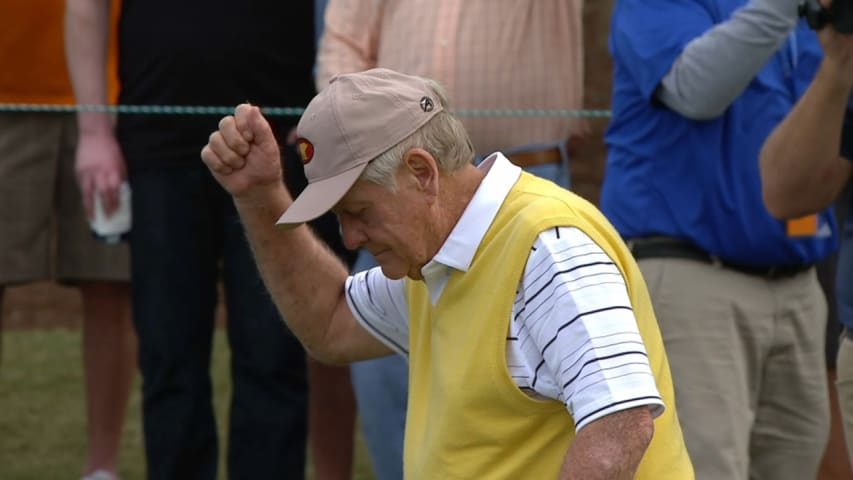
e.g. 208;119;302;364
80;469;118;480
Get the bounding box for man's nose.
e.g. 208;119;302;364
339;217;366;250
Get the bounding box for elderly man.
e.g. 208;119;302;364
201;68;693;479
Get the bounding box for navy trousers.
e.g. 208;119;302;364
128;164;307;480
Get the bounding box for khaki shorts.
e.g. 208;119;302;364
0;112;129;285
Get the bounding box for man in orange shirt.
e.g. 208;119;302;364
0;3;135;480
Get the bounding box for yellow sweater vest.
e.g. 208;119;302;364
404;172;694;479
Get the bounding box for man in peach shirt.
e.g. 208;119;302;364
316;2;589;477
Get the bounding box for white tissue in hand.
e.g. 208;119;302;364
90;182;132;242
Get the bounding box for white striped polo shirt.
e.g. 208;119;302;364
344;154;664;430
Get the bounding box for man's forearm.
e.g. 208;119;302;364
233;190;357;362
759;60;853;218
558;407;653;480
656;0;800;119
65;0;113;134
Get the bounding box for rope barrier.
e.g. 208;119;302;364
0;103;612;118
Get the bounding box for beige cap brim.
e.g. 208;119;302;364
276;162;369;227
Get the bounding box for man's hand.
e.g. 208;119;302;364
75;131;126;219
201;104;286;206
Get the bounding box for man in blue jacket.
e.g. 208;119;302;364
605;0;838;478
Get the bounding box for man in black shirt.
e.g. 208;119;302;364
64;1;348;477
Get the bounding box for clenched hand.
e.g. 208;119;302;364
201;104;286;205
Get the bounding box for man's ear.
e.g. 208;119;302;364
402;148;439;196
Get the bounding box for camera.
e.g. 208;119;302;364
800;0;853;33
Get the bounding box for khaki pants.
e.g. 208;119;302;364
639;258;829;480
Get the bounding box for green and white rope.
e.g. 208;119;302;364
0;103;611;118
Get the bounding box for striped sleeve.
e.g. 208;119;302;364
344;266;410;357
516;226;664;430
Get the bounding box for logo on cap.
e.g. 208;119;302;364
296;138;314;164
419;96;434;112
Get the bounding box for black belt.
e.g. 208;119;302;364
625;237;814;280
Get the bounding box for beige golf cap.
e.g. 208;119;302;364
276;68;444;226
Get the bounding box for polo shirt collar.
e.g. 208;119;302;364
421;153;522;282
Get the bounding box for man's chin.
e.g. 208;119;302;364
378;262;419;280
379;264;406;280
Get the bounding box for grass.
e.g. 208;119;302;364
0;328;377;480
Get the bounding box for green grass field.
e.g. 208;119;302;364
0;328;377;480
